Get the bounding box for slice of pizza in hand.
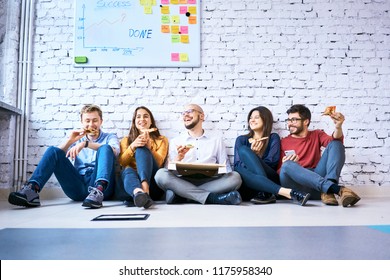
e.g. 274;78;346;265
248;136;269;144
185;144;194;149
322;106;336;116
84;128;98;136
141;127;158;133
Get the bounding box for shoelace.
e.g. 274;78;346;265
87;186;103;198
21;184;31;191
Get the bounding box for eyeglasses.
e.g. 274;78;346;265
285;118;303;124
181;109;202;116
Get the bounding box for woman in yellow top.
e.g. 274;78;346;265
119;106;168;208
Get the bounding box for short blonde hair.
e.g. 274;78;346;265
80;104;103;120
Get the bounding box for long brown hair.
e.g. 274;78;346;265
245;106;274;156
127;106;161;146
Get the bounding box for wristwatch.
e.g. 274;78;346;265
85;140;89;148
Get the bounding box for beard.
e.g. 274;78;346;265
289;124;304;135
184;116;200;130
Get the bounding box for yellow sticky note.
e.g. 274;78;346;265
161;6;170;14
180;53;189;62
161;25;170;33
171;35;180;43
144;6;153;14
171;25;180;34
171;15;180;24
171;0;179;4
180;34;189;43
188;6;197;15
140;0;156;5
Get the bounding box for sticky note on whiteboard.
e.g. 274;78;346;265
74;56;88;64
180;53;188;62
171;53;180;61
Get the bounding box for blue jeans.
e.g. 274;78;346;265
279;141;345;199
235;146;281;200
29;145;116;201
121;147;163;200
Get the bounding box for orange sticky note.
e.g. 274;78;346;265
161;25;170;33
180;34;189;43
188;16;197;24
188;6;197;14
179;0;187;4
171;25;180;34
161;6;170;14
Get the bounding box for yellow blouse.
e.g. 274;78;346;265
118;136;169;170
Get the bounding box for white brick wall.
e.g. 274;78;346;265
1;0;390;189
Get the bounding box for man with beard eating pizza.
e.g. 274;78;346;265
279;104;360;207
154;104;242;205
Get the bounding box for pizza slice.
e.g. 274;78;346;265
141;127;158;133
84;128;98;136
322;106;336;116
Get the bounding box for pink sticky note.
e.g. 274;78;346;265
161;0;169;4
171;53;180;61
179;6;188;14
180;26;188;34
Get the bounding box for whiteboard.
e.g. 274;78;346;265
73;0;201;67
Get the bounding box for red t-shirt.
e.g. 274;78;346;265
280;130;343;169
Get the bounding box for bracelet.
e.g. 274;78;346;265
84;140;89;148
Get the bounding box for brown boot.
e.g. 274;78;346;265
321;193;338;206
339;187;361;207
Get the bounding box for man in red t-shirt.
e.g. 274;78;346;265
279;104;360;207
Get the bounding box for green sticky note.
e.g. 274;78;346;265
171;35;180;43
74;56;88;64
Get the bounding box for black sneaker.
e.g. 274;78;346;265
290;190;310;206
133;191;154;209
123;199;135;207
250;192;276;204
8;183;41;207
82;187;104;209
214;191;242;205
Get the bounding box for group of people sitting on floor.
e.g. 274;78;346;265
8;103;360;209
